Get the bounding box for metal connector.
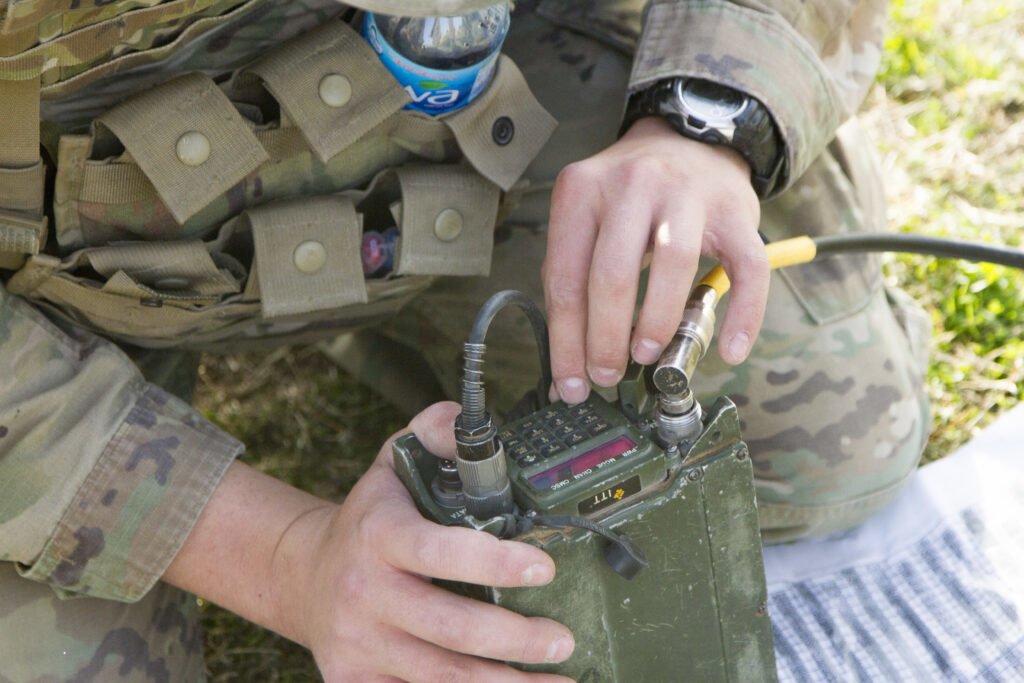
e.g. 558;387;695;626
431;459;466;511
654;389;703;452
454;413;513;519
653;285;720;397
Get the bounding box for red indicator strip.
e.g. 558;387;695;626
528;435;637;492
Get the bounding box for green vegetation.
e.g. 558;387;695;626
870;0;1023;460
195;0;1024;677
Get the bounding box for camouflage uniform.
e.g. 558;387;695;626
0;1;929;681
373;0;932;542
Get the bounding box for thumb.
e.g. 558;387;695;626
408;401;461;460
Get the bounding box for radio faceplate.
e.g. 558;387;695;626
498;393;667;516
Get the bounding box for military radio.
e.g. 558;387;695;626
392;285;778;682
395;233;1024;680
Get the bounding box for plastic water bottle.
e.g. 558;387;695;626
363;3;510;115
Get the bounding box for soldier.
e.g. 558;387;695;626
0;1;930;682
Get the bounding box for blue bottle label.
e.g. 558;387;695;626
363;12;500;115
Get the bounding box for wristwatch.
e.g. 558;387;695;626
622;78;785;198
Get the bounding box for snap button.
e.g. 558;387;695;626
434;209;464;242
175;131;211;166
154;277;190;291
492;116;515;146
293;240;328;274
319;74;353;108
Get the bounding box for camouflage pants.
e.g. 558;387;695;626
0;8;930;683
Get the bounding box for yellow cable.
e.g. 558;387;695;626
698;236;818;297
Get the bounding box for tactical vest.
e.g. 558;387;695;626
0;0;558;349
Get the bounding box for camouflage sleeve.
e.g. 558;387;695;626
632;0;887;193
0;284;242;602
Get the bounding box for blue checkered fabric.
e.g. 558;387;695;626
770;509;1024;683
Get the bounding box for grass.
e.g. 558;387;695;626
193;0;1024;678
867;0;1024;460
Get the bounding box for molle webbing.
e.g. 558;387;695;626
0;73;46;270
0;0;246;85
1;10;558;349
0;76;38;167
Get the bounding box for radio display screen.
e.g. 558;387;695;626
528;435;637;492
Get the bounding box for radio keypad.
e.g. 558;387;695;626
501;399;612;466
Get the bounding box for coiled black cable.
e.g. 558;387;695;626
460;290;553;430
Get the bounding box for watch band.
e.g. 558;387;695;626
622;78;786;198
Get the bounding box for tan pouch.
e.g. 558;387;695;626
52;57;554;250
444;56;557;192
22;12;557;346
241;20;410;164
52;21;451;250
53;116;438;251
95;72;269;226
10;161;496;347
245;196;368;321
385;165;501;277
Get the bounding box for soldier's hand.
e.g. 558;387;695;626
297;402;576;682
543;116;768;404
165;403;573;682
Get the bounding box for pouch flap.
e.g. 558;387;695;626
393;165;500;277
97;72;268;225
245;21;410;164
0;161;45;213
247;196;368;320
445;56;557;192
86;240;241;296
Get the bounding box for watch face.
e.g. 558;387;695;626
678;79;748;121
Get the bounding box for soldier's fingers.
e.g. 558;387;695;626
545;162;601;405
379;573;574;666
378;513;556;588
585;200;652;386
375;629;574;683
409;401;462;460
631;201;704;365
374;401;461;469
710;220;769;365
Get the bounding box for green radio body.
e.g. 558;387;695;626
393;382;778;682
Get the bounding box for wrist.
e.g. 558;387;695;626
269;502;338;648
164;462;339;649
622;78;783;197
623;116;753;181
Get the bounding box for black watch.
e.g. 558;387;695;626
623;78;785;197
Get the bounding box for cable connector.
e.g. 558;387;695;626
454;413;514;519
653;285;719;398
654;389;703;453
